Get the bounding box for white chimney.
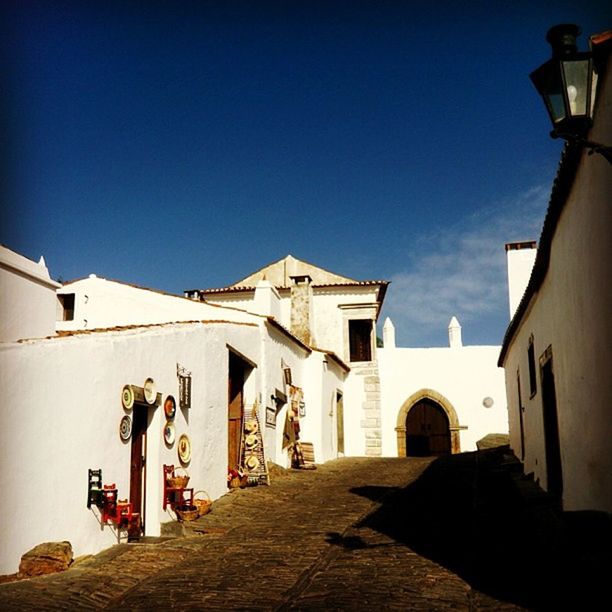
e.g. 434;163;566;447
253;278;281;320
383;317;396;348
448;316;462;348
505;241;537;319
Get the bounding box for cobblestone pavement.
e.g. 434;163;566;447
0;455;539;610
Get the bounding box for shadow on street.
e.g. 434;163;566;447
339;448;611;611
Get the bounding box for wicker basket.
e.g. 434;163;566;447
175;503;198;522
167;466;190;489
193;490;212;516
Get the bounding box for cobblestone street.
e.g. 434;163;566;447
1;453;608;610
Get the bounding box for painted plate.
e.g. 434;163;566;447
119;415;132;441
164;421;175;445
143;377;157;405
164;395;176;420
178;434;192;464
121;385;134;410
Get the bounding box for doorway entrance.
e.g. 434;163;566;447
540;348;563;500
336;391;344;455
405;398;451;456
228;351;253;470
129;404;148;535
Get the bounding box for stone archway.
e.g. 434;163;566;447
395;389;462;456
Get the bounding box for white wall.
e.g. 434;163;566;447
0;247;61;342
506;245;537;318
378;345;508;455
299;351;345;463
0;321;261;574
503;59;612;513
57;277;259;331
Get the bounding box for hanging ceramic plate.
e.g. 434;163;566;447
164;421;175;445
164;395;176;420
121;385;134;410
143;377;157;405
178;434;191;464
119;415;132;441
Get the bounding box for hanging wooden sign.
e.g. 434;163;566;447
179;375;191;409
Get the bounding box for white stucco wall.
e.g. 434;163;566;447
378;345;508;455
312;287;380;357
506;245;537;318
299;351;345;463
57;277;259;331
0;320;261;574
0;247;61;342
503;58;612;513
502;93;612;511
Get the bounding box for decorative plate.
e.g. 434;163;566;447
164;395;176;420
164;421;175;445
143;377;157;405
178;434;192;464
119;415;132;441
121;385;134;410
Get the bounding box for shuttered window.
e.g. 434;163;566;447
349;319;373;362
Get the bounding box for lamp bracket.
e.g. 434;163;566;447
551;131;612;164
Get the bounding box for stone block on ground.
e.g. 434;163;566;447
18;541;73;577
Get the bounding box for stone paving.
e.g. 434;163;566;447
1;453;600;611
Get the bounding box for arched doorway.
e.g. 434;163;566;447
396;389;461;456
405;398;450;456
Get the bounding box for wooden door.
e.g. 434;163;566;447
130;405;147;534
336;391;344;455
405;399;450;456
541;357;563;499
228;352;245;470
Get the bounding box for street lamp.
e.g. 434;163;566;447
530;24;612;163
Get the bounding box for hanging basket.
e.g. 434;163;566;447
166;466;190;489
175;503;199;522
193;490;212;516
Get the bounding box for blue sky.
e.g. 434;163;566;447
1;1;608;347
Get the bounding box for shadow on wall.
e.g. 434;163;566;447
335;448;611;611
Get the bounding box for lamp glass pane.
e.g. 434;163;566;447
562;59;589;117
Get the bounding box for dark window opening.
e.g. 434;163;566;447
517;370;525;460
349;319;372;362
528;336;537;397
58;293;75;321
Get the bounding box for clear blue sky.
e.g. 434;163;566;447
1;1;608;347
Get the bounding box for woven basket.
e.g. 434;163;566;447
193;490;212;516
175;503;198;522
167;467;190;489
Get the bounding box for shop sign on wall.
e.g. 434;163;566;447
177;364;192;409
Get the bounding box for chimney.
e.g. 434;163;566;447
383;317;396;348
253;278;281;319
505;241;537;319
289;274;313;345
448;316;462;348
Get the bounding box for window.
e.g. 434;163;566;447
517;370;525;460
58;293;75;321
349;319;372;362
528;335;537;397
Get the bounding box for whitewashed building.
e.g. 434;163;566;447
0;256;347;574
0;246;61;342
190;254;509;460
498;34;612;513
